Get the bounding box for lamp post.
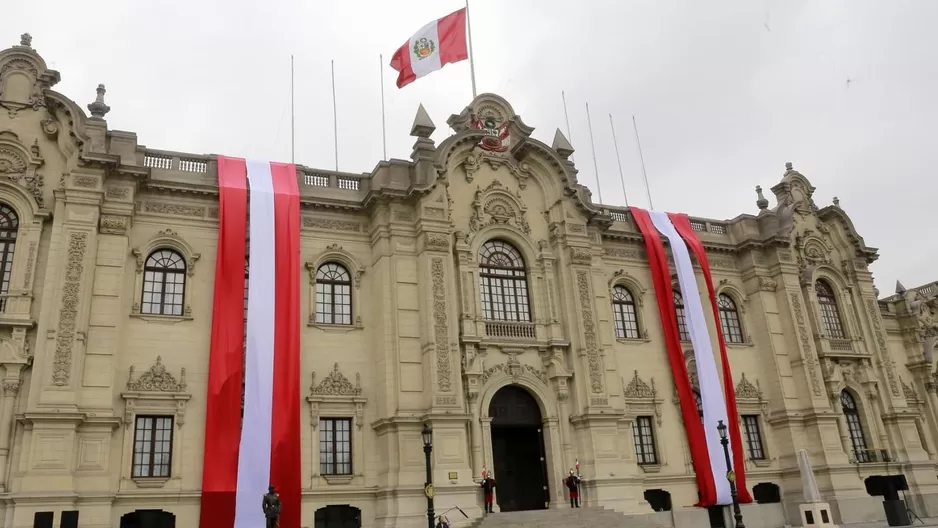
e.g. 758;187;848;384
422;423;436;528
717;420;746;528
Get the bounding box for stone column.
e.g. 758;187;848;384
469;394;483;477
0;379;19;489
868;388;890;453
832;395;853;460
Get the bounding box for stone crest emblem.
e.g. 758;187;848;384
472;116;510;152
413;38;436;60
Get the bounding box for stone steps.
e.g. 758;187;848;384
467;507;672;528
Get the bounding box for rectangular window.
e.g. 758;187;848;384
742;415;766;460
132;415;174;478
632;416;658;465
320;418;352;475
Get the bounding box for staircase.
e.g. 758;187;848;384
467;507;672;528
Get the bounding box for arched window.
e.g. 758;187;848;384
611;285;640;339
674;291;690;341
718;294;744;344
693;390;703;420
0;204;17;299
479;240;531;322
315;263;352;325
141;249;186;316
816;280;846;339
841;390;870;462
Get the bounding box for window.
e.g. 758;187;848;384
741;415;766;460
315;263;352;325
612;286;640;339
0;204;17;298
132;416;174;478
632;416;658;465
841;391;870;462
816;280;846;339
479;240;531;322
319;418;352;475
140;249;186;316
718;294;744;344
244;255;250;322
693;390;703;420
674;291;690;341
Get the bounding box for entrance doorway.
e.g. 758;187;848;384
489;384;549;512
314;505;361;528
119;509;176;528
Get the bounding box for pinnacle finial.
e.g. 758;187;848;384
755;185;768;211
410;103;435;138
19;33;32;48
896;280;907;294
785;161;793;171
552;128;574;159
87;84;111;120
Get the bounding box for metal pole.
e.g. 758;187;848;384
585;103;604;204
331;59;338;171
562;91;575;163
719;421;746;528
465;0;477;98
425;443;435;528
380;54;387;161
609;114;629;206
632;115;653;210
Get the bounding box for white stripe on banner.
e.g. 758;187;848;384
409;20;443;78
649;211;733;505
234;161;277;528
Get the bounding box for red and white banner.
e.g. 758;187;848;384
390;8;468;88
200;157;302;528
630;207;751;507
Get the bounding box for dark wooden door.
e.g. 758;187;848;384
314;505;362;528
489;385;549;512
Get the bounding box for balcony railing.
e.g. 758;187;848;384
854;448;891;464
484;321;536;340
829;339;854;353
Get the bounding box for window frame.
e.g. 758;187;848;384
611;285;641;340
632;415;659;466
131;415;175;479
319;417;353;476
139;249;187;316
717;293;745;345
131;232;200;322
741;414;766;461
841;390;871;462
478;239;532;323
314;262;354;326
816;279;847;340
0;203;18;299
673;290;690;342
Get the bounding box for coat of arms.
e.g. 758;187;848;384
472;116;511;152
413;38;435;60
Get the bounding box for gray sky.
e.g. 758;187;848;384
7;0;937;293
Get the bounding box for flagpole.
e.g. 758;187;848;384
632;115;653;210
585;102;604;205
290;54;295;163
331;59;338;171
379;54;388;161
466;0;478;98
562;91;574;163
609;114;629;207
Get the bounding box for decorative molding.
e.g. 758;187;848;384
480;356;548;386
570;246;592;265
141;201;205;218
310;363;362;397
394;210;414;222
866;299;900;397
431;258;453;392
757;277;778;292
99;214;129;235
424;232;450;252
790;292;823;396
302;216;361;232
622;371;662;426
468;180;531;234
604;247;644;261
735;373;763;399
53;232;87;386
127;356;187;392
22;241;36;289
623;370;655;399
105;186;129;200
576;270;604;394
2;380;21;396
424;206;446;219
73;175;98;188
0;145;45;207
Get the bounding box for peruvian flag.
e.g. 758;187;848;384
630;208;752;507
390;8;468;88
199;157;302;528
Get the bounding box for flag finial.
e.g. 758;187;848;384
411;104;436;138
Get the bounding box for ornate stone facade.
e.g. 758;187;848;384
0;35;936;528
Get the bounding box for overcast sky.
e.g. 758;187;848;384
6;0;936;294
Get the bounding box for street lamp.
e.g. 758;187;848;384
422;423;435;528
717;420;746;528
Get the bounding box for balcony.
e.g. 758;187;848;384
854;448;891;464
829;339;854;353
484;321;537;340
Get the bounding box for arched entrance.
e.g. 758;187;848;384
119;509;176;528
314;505;361;528
489;384;549;512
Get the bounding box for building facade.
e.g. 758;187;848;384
0;33;937;528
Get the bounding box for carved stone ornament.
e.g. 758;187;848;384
468;180;531;235
576;270;605;394
99;214;129;235
900;377;918;402
790;292;823;397
757;277;778;292
424;232;450;252
0;146;44;208
53;232;87;386
623;370;655;399
310;363;362;397
735;373;763;399
865;299;901;397
431;258;453;392
570;247;592;266
480;356;548;386
127;356;187;392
